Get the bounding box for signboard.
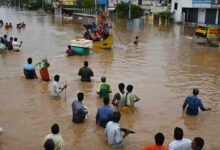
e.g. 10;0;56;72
213;0;220;4
109;0;117;7
195;25;220;39
212;0;220;7
207;26;220;38
60;0;77;5
192;0;211;4
192;0;211;7
142;0;153;5
195;25;207;38
97;0;108;5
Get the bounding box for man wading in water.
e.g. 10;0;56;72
49;75;67;98
183;88;211;116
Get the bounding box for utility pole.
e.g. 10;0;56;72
128;0;131;19
95;0;97;24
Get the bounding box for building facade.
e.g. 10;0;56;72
171;0;220;24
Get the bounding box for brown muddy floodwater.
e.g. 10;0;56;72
0;7;220;150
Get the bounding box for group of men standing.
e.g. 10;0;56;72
0;34;22;51
20;58;212;149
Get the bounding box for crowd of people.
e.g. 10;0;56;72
0;14;212;150
4;22;13;30
83;21;111;42
0;20;26;30
15;56;212;149
16;22;26;29
0;34;23;51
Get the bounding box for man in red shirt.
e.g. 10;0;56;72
142;132;168;150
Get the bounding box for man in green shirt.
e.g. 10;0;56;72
96;76;112;99
78;61;94;82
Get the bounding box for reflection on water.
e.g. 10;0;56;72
0;7;220;150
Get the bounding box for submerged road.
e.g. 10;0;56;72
0;7;220;150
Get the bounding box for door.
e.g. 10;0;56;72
198;8;206;24
205;9;217;25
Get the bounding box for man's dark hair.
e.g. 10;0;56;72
112;111;121;123
68;45;71;49
10;37;13;41
84;61;88;67
44;139;55;150
27;57;32;64
193;88;199;96
103;97;109;105
101;76;106;82
194;137;204;150
54;75;60;82
14;37;18;41
174;127;183;140
51;124;59;134
118;83;125;92
127;85;133;93
77;92;84;102
4;34;7;38
155;132;165;145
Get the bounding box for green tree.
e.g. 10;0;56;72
77;0;95;8
115;2;143;19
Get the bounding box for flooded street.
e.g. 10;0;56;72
1;7;220;150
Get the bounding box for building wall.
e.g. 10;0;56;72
171;0;192;22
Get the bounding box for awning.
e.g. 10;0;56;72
63;8;81;10
108;7;116;11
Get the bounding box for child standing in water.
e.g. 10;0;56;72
133;36;139;45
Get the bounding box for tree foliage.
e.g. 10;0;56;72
77;0;95;9
158;11;174;22
115;2;143;19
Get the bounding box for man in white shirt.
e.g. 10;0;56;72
49;75;67;97
104;112;130;148
12;37;22;51
169;127;192;150
44;124;64;150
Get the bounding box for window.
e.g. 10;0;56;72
174;3;178;10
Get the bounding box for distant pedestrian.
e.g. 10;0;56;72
133;36;139;45
112;83;127;109
142;132;168;150
183;88;211;116
96;76;112;99
191;137;204;150
7;37;13;50
169;127;192;150
96;97;113;128
66;45;75;56
43;124;64;150
3;34;8;48
12;37;22;51
72;92;88;123
78;61;94;82
23;57;38;79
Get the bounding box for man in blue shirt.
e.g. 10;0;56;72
183;88;211;116
96;97;113;128
24;57;38;79
72;92;88;123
